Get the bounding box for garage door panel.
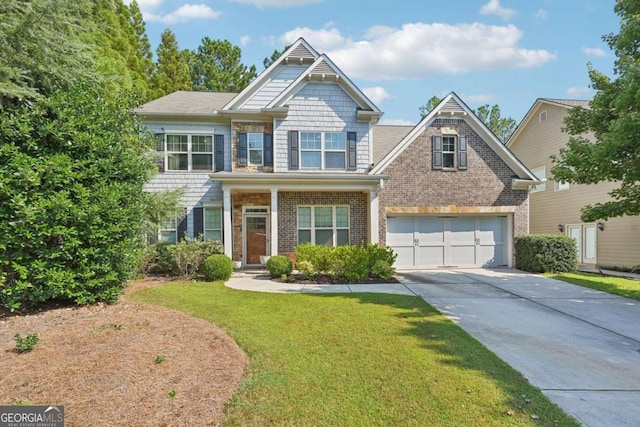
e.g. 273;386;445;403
416;217;444;243
480;245;505;267
451;245;476;266
478;217;504;243
393;247;416;267
416;247;444;267
451;218;475;243
386;217;414;246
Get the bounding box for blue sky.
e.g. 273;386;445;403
132;0;619;125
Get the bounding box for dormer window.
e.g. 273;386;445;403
432;134;468;171
442;136;456;168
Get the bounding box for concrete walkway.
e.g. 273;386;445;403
227;268;640;426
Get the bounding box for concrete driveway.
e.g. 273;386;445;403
398;268;640;427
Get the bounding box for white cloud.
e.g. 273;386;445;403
362;87;391;105
229;0;323;7
146;4;221;24
280;23;556;80
582;47;608;57
534;8;548;19
240;35;251;47
567;86;592;97
479;0;516;20
380;118;416;126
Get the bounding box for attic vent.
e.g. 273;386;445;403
288;44;315;61
539;109;548;122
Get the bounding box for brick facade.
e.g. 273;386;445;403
231;192;271;261
278;191;369;254
232;122;274;173
378;118;529;245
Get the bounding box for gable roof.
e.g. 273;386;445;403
372;125;414;165
221;37;382;122
370;92;540;188
135;91;237;116
506;98;590;148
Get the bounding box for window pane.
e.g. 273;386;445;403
248;133;263;149
336;207;348;227
337;229;349;246
325;152;345;169
204;230;221;242
167;135;188;151
301;132;321;149
298;207;311;228
192;135;212;152
314;207;333;228
249;150;263;165
301;151;321;168
168;153;188;170
325;132;346;150
298;230;311;245
443;153;455;168
192;154;212;170
442;136;456;151
160;231;176;244
205;208;221;229
315;230;333;246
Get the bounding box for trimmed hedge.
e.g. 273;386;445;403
202;254;233;281
265;255;293;278
515;235;578;273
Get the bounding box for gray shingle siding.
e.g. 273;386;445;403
274;82;370;172
244;65;307;109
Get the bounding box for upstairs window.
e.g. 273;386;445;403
432;135;467;170
300;132;347;169
161;133;223;172
442;136;456;168
248;133;264;166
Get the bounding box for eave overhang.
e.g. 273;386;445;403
211;172;388;191
512;178;543;190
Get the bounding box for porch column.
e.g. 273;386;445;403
222;186;232;258
270;187;278;256
370;190;379;244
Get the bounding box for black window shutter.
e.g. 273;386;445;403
288;131;299;170
193;207;204;239
214;135;224;172
264;133;273;167
238;132;247;166
432;136;443;170
347;131;357;171
177;209;188;241
458;136;468;170
155;133;165;172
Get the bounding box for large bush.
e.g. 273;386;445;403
515;235;578;273
171;236;223;278
202;254;233;281
265;255;293;278
294;243;397;283
139;242;179;276
0;82;156;310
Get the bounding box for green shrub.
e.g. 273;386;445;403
141;243;179;276
329;245;370;282
297;260;316;279
14;333;39;353
201;254;233;281
266;255;293;278
171;236;223;278
515;235;578;273
371;260;395;279
294;243;331;272
365;243;398;275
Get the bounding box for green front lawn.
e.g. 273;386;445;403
547;271;640;301
131;281;578;426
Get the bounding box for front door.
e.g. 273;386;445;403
245;216;267;265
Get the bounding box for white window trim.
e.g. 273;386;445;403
300;131;347;170
248;133;264;166
555;180;570;191
442;135;457;169
163;133;215;172
297;205;350;246
204;207;223;242
158;216;178;244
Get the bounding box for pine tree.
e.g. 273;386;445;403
149;29;192;99
190;37;257;92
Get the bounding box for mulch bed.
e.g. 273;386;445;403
271;274;401;285
0;277;248;427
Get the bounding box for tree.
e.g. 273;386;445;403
0;0;95;106
263;45;291;69
127;0;154;100
0;81;156;310
149;29;192;98
418;96;516;142
551;1;640;221
190;37;257;92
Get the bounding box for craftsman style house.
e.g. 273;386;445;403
137;38;539;268
507;98;640;269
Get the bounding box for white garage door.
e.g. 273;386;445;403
387;216;507;268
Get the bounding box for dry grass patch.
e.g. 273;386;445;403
0;277;247;427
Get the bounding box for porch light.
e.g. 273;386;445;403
597;221;605;231
558;224;564;232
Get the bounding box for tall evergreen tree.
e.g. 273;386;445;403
263;45;291;69
190;37;257;92
149;29;192;99
552;0;640;221
128;0;154;99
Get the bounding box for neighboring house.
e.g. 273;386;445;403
372;93;539;268
507;98;640;269
137;38;540;268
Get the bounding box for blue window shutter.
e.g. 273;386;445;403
458;136;468;170
432;136;443;170
238;132;247;166
347;131;357;171
214;134;224;172
177;209;188;241
193;207;203;238
264;133;273;166
288;131;299;170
